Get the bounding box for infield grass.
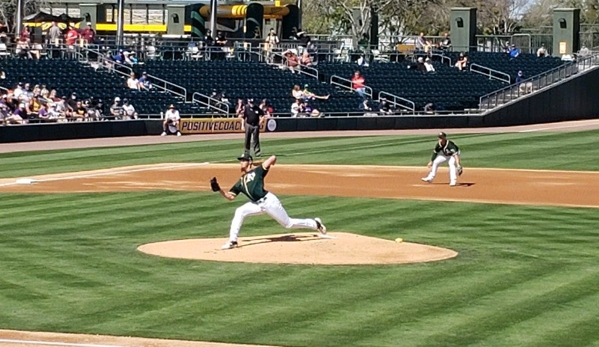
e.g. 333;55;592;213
0;130;598;347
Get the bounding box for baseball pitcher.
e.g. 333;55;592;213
210;153;327;249
422;132;463;186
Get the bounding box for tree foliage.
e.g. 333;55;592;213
0;0;46;32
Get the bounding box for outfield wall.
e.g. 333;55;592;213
0;68;597;143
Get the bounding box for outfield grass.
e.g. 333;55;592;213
0;131;598;347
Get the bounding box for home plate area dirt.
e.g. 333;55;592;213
1;163;598;347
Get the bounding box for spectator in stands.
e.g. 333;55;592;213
65;26;78;46
20;25;31;43
127;72;139;90
508;44;520;59
235;98;244;117
438;33;452;52
204;30;215;47
8;103;26;124
516;70;533;93
265;28;279;49
424;57;436;73
26;90;43;119
259;99;273;118
37;102;50;122
455;52;468;71
356;55;369;67
92;98;105;120
424;103;435;114
81;23;95;44
416;57;427;72
378;98;394;115
351;71;367;99
16;40;32;59
283;49;300;73
123;51;138;65
0;95;10;124
536;43;548;57
110;97;124;120
162;104;182;136
290;99;306;117
360;99;377;116
66;92;78;117
300;51;314;67
71;101;87;121
416;32;432;54
138;72;152;90
54;97;68;120
47;22;62;44
302;84;329;101
293;28;312;53
122;99;138;119
113;50;126;64
578;45;590;57
218;92;231;108
216;31;228;47
292;85;304;100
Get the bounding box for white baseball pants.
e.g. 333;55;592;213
228;192;318;242
424;154;459;184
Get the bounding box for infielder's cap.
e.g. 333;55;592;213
237;153;253;161
438;132;447;138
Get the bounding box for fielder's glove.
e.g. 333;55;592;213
210;177;221;192
457;166;463;176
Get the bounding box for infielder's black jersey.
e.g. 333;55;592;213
230;165;269;202
431;140;459;161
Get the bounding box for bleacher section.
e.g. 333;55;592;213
0;58;191;115
316;60;508;111
447;52;566;81
135;60;365;115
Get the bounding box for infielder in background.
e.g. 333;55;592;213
210;153;327;250
239;98;265;157
161;104;181;136
422;132;463;186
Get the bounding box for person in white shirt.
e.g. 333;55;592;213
424;57;436;73
536;44;547;57
290;99;302;117
122;99;138;119
126;72;139;90
162;104;181;136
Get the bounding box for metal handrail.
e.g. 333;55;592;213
378;91;416;113
431;53;452;66
330;75;373;99
469;63;512;83
478;53;598;110
266;50;320;80
192;92;230;116
79;46;188;101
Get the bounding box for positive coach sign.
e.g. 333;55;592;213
180;118;276;134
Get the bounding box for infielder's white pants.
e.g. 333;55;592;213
425;154;459;184
228;192;318;242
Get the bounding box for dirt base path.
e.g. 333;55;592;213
2;163;598;208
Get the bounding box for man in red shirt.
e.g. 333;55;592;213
65;27;78;46
80;23;95;44
351;71;366;98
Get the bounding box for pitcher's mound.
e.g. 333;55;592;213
138;232;458;265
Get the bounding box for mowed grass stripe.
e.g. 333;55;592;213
417;266;599;347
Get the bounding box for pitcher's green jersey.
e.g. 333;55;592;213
230;166;269;202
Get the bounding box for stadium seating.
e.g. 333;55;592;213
134;60;365;115
0;58;193;115
316;60;508;111
446;52;566;81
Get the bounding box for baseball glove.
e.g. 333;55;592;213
457;166;463;176
210;177;221;192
